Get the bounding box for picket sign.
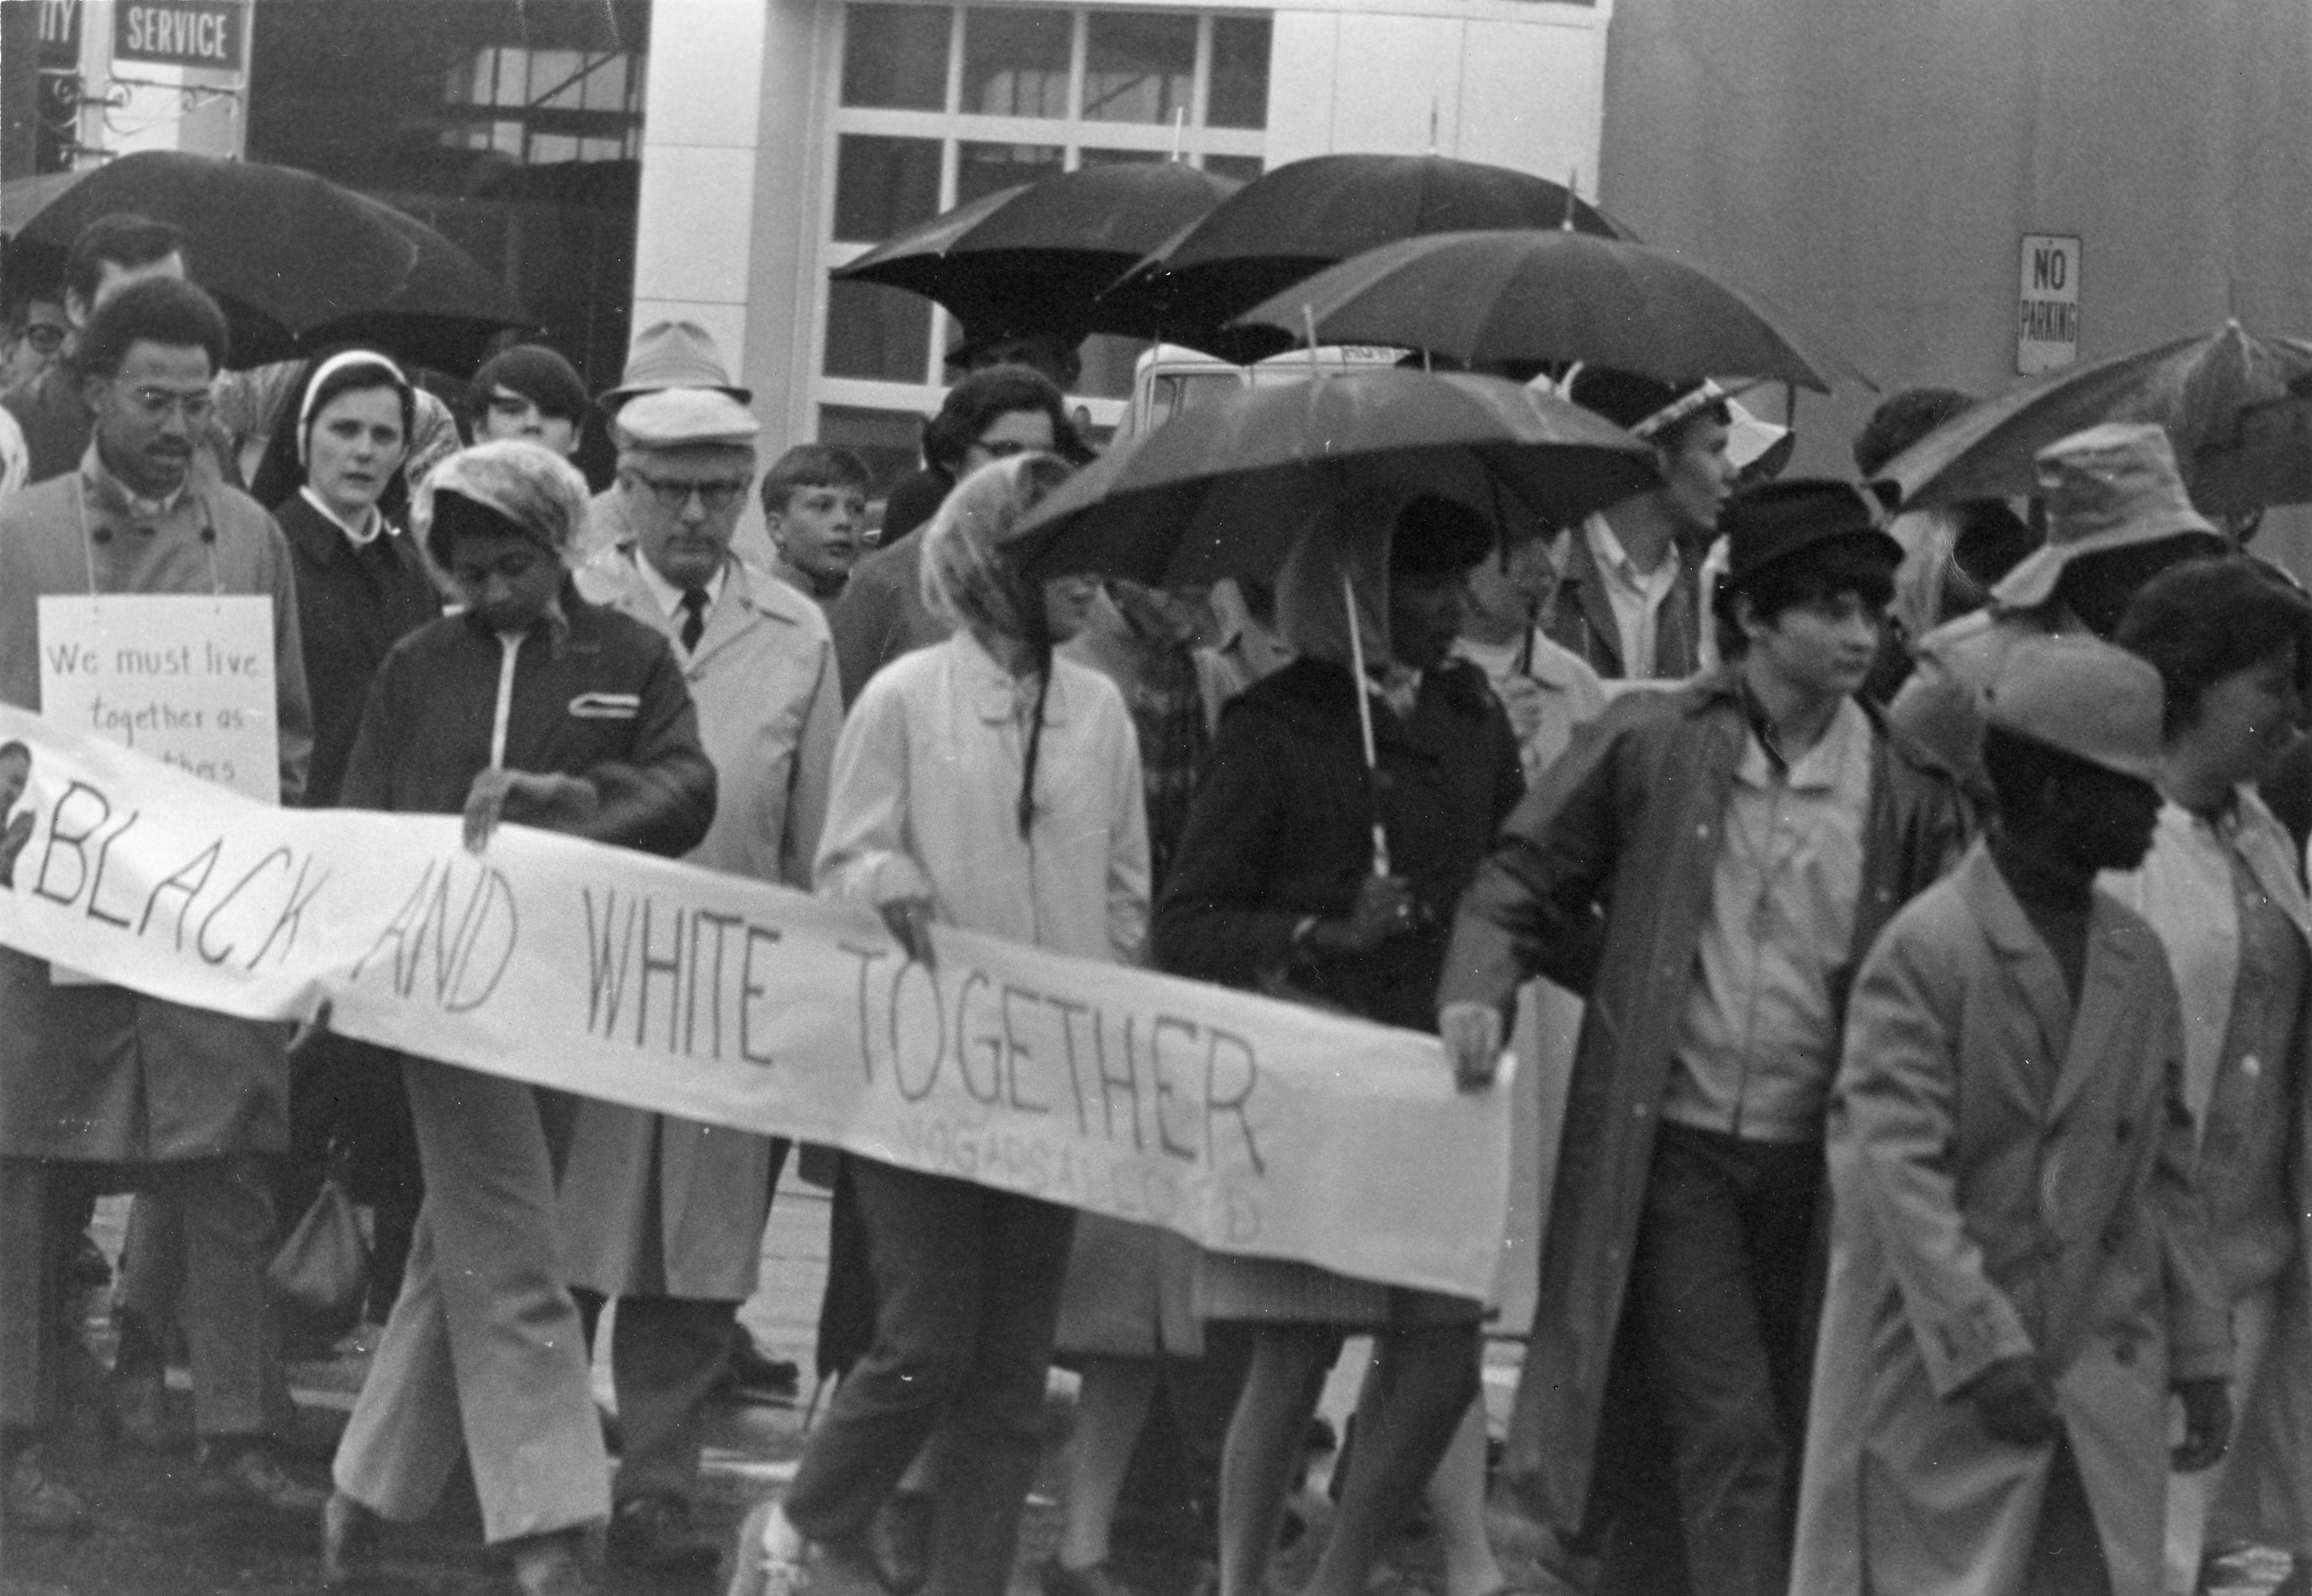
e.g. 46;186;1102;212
0;704;1513;1300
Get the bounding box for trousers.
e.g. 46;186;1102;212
783;1159;1076;1596
0;1154;282;1437
331;1060;607;1544
1593;1123;1822;1596
574;1289;737;1507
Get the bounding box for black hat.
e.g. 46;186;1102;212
1722;479;1902;587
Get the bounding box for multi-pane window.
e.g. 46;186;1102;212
818;3;1271;494
442;46;648;163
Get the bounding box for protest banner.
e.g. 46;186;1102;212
0;704;1512;1299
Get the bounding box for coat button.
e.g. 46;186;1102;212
2114;1339;2137;1367
2242;1054;2263;1080
2114;1118;2132;1143
1632;1102;1649;1121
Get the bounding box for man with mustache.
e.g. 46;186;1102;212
0;276;318;1530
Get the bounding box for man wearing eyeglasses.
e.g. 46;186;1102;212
562;385;843;1574
0;276;319;1530
0;295;70;397
0;213;240;490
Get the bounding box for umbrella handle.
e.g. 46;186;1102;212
1342;569;1393;878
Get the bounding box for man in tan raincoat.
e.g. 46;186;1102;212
1793;633;2232;1596
562;385;842;1573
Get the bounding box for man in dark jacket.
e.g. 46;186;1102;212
1440;481;1970;1596
321;440;714;1596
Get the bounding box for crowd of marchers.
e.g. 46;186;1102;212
0;211;2305;1596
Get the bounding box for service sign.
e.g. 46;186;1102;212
2017;233;2082;375
112;0;244;69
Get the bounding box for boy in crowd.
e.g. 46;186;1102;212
761;444;873;609
1440;481;1968;1596
1793;633;2231;1596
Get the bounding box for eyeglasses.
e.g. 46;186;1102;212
625;472;751;513
124;386;215;424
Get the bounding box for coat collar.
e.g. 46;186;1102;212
953;629;1072;727
1955;842;2145;1123
577;545;811;668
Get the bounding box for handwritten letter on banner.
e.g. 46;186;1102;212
0;706;1511;1300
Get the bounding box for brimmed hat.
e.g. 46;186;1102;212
1722;479;1901;587
1984;632;2164;783
613;387;760;451
1990;422;2224;609
599;320;751;408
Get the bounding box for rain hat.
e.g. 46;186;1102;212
599;320;752;408
613;387;760;451
1990;422;2224;609
1983;631;2165;783
419;439;591;572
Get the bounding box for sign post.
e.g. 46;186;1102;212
2017;234;2082;375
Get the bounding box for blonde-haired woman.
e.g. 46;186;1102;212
728;453;1149;1596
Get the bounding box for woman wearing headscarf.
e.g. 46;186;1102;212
1154;495;1524;1596
727;453;1150;1596
319;440;716;1596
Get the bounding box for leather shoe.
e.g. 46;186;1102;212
321;1490;381;1587
868;1488;933;1596
201;1440;329;1514
610;1494;719;1573
2;1447;90;1534
722;1330;802;1403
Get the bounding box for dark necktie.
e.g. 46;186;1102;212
679;587;708;652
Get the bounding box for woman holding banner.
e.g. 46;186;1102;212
1153;496;1523;1596
319;439;716;1596
726;452;1150;1596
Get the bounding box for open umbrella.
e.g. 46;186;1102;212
1089;154;1631;360
832;162;1239;338
1009;367;1653;873
12;151;530;374
1880;321;2312;517
1007;366;1656;585
1229;229;1870;393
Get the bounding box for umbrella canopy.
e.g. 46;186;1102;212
1880;321;2312;518
1005;368;1658;588
1090;154;1630;361
833;162;1239;338
1230;229;1868;394
11;152;530;374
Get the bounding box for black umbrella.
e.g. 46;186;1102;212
1089;153;1631;360
832;162;1238;339
14;152;529;374
1005;367;1658;587
1229;229;1870;393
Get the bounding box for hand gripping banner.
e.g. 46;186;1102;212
0;706;1511;1299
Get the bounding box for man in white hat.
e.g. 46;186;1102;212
1889;421;2227;800
1793;632;2232;1596
584;321;753;558
564;385;843;1573
1541;368;1745;683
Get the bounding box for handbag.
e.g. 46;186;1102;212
266;1144;371;1336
